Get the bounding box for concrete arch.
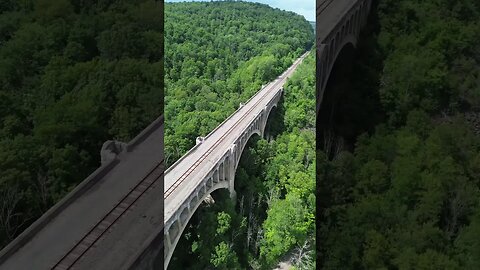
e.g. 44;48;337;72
164;179;230;268
233;99;279;179
234;130;262;171
233;92;281;170
261;102;278;135
323;38;356;96
318;37;357;112
165;89;283;269
317;0;372;114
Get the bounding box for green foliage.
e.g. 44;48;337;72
376;0;480;123
210;241;241;269
258;52;316;268
282;54;316;131
216;211;232;235
261;194;314;265
169;190;244;270
0;0;163;248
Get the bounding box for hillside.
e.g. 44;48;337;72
164;1;314;165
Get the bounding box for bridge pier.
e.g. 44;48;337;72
164;79;285;269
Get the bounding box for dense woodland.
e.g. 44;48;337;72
319;0;480;269
165;2;315;269
164;1;313;165
0;0;163;248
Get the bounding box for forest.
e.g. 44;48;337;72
318;0;480;269
165;1;315;269
0;0;163;248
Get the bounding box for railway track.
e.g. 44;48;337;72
317;0;334;15
52;159;165;270
164;53;308;200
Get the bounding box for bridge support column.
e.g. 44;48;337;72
164;231;172;263
228;146;236;201
259;107;267;138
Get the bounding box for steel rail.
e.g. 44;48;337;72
52;159;165;270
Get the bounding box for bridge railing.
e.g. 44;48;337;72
164;52;306;175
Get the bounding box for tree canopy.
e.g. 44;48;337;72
318;0;480;268
0;0;163;248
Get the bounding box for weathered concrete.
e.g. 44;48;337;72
316;0;372;113
0;116;164;270
163;52;310;269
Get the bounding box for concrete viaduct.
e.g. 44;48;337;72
163;52;309;268
316;0;372;113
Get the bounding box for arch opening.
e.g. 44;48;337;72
263;104;283;140
317;42;356;156
316;1;384;157
234;132;262;195
167;186;231;270
232;132;269;266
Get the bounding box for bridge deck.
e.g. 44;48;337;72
164;52;309;225
317;0;355;44
0;117;164;270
